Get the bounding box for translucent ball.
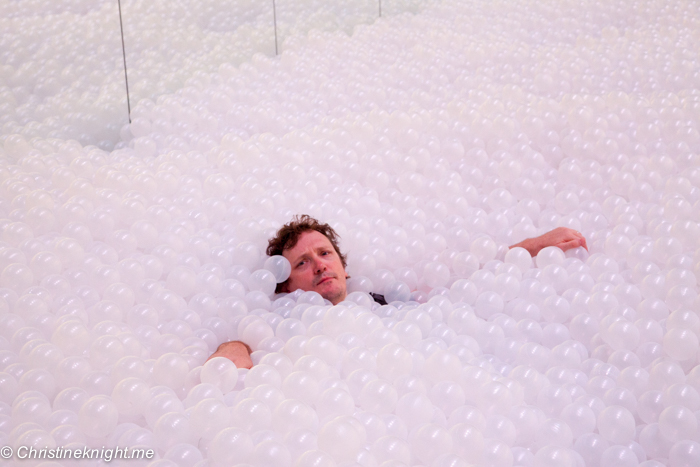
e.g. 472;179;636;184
14;427;57;454
534;445;578;467
649;360;686;390
597;405;636;444
200;357;239;393
53;387;89;412
385;281;411;303
658;405;698;442
276;318;307;341
536;246;566;269
234;242;262;270
245;364;282;389
78;395;119;439
573;433;609;467
29;252;62;282
253;439;292;467
1;263;34;293
145;393;185;429
424;262;450;288
264;255;292;283
184;383;224;409
191;398;231;440
505;247;533;273
51;421;86;446
419;349;458;384
272;399;318;433
358;378;398;414
453;252;480;277
281;370;319;406
376;343;412;382
663;328;699;361
372;434;411;464
600;445;639;467
560;402;597;439
321;305;354;338
317;415;365;463
471;237;498;264
483;438;514;467
153;353;190;388
241;319;274;349
639;422;674;459
248;269;277;295
662;383;700;411
316;387;355;421
163;444;204;467
429;381;466;417
534;418;573;450
111;377;150;417
292;450;335;467
54;356;91;390
154;412;195;451
395;392;434;429
409;423;453;465
494;273;521;301
668;440;700;467
12;395;52;426
450;280;478;305
166;266;198;298
306;335;340;366
605;234;632;262
474;291;504;320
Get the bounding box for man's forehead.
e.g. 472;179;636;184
283;230;333;256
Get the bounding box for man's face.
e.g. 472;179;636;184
281;230;348;305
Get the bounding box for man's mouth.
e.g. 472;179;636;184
315;274;336;286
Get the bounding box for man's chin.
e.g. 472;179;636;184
315;284;347;305
313;277;336;291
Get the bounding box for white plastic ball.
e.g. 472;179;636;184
200;357;239;393
264;255;292;283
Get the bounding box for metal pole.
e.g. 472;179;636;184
379;0;382;17
273;0;279;55
117;0;131;123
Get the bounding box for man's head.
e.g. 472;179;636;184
266;215;348;304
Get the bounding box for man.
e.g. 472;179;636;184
266;215;351;306
208;215;588;368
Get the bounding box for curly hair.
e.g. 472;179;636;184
266;214;347;293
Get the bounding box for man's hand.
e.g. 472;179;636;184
207;341;253;369
510;227;588;257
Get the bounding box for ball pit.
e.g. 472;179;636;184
2;0;700;466
0;0;429;149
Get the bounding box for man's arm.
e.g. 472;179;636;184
510;227;588;257
207;340;253;369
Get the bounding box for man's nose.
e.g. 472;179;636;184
313;258;326;274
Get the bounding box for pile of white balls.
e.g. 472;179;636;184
0;0;429;149
2;0;700;466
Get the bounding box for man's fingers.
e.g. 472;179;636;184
568;230;588;251
558;239;583;252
